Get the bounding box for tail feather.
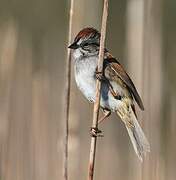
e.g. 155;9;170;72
117;105;150;161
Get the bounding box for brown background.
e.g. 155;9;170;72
0;0;175;179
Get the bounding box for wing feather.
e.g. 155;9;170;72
103;56;144;110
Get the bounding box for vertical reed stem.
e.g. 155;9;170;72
88;1;109;180
63;0;74;180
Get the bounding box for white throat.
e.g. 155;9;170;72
72;48;83;59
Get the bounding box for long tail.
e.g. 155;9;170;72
117;105;150;161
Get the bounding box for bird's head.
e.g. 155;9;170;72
68;27;100;58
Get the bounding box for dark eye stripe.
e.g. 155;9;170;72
82;42;99;47
91;42;99;46
83;43;89;47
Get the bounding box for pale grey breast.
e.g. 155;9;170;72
73;51;125;111
74;55;97;102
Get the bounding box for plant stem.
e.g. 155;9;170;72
63;0;74;180
88;1;109;180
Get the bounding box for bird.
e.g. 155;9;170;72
68;27;150;161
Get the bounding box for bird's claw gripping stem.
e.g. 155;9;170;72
90;127;104;137
95;71;106;81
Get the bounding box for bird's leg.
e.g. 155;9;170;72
109;84;122;100
90;109;111;137
98;109;111;124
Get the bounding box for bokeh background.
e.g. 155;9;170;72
0;0;175;180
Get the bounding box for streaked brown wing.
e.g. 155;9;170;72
104;57;144;110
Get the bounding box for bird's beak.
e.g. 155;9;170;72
68;42;79;49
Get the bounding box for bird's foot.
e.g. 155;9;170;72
90;127;104;137
95;71;106;81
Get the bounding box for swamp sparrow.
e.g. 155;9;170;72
68;27;150;161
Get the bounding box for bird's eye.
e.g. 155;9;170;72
82;43;89;49
81;42;98;52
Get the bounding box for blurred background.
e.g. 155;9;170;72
0;0;175;179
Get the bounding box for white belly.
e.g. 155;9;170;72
74;57;97;102
74;56;125;112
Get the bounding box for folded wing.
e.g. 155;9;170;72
103;56;144;110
